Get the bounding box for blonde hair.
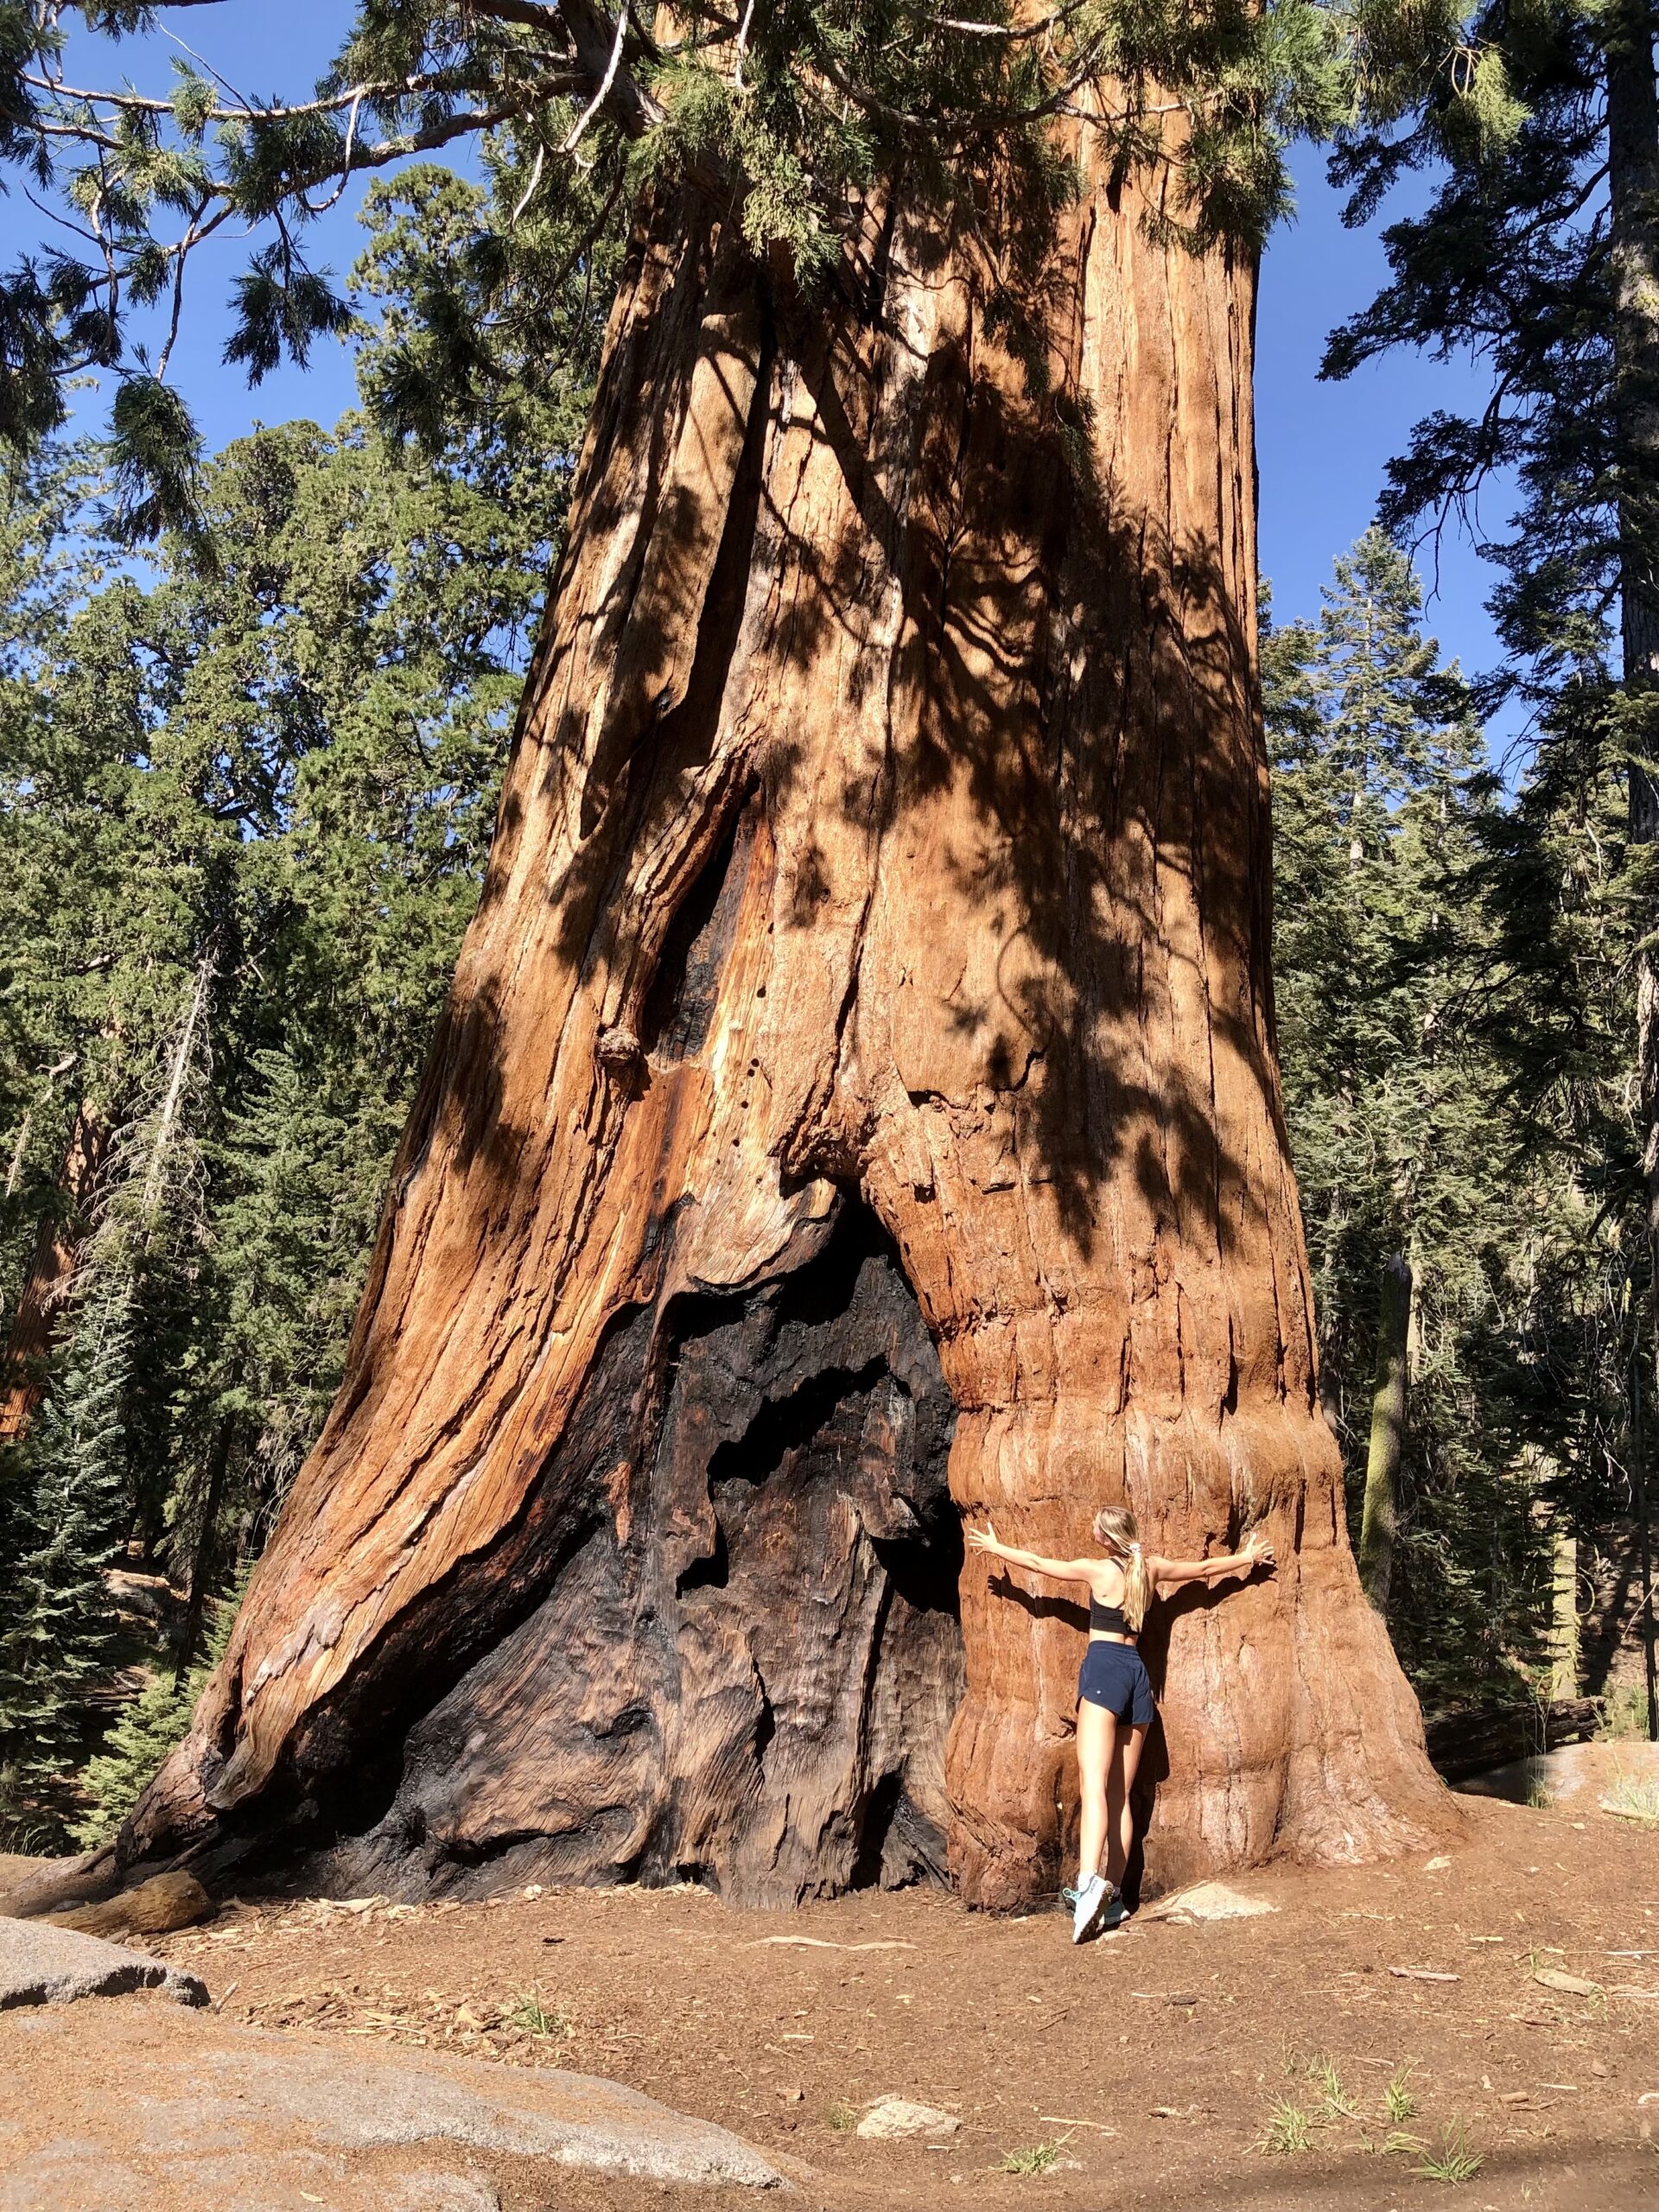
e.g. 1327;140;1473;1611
1092;1504;1151;1630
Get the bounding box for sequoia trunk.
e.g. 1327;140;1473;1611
125;128;1449;1905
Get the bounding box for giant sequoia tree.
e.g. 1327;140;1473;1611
4;3;1449;1904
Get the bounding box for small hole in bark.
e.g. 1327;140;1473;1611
594;1701;650;1739
874;1514;963;1617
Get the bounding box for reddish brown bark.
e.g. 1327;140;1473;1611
125;124;1452;1905
0;1105;107;1445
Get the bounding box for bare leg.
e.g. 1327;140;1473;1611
1105;1721;1150;1890
1075;1698;1116;1882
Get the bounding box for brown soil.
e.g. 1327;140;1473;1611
6;1795;1659;2209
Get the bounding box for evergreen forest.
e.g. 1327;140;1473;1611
0;0;1656;1854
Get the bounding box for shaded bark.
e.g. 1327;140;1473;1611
1358;1254;1412;1611
124;117;1451;1905
1611;0;1659;1750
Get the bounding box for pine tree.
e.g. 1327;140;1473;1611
0;947;218;1840
0;164;602;1827
0;1273;129;1840
1268;532;1554;1707
209;1049;380;1522
1324;0;1659;1717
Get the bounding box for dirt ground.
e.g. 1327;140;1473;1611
5;1793;1659;2210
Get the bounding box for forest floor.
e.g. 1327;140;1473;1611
4;1792;1658;2211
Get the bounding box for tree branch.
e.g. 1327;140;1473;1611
464;0;662;137
22;67;501;124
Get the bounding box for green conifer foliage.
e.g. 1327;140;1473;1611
0;163;602;1827
1268;532;1554;1705
1322;0;1659;1717
0;2;1347;531
210;1051;375;1516
0;946;214;1840
0;1274;129;1840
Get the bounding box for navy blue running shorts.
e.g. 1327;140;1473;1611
1077;1639;1155;1726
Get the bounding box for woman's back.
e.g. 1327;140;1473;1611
1086;1556;1133;1637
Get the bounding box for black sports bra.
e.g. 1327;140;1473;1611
1089;1593;1132;1636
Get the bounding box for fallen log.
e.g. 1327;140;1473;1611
1424;1698;1602;1784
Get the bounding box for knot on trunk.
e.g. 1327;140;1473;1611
596;1025;645;1082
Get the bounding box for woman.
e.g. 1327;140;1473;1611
966;1507;1275;1942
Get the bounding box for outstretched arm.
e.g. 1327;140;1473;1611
1149;1533;1274;1593
966;1522;1096;1588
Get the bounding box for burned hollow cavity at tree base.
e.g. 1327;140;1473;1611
321;1196;964;1906
124;116;1456;1910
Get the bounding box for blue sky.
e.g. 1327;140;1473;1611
1258;143;1504;680
41;10;1508;680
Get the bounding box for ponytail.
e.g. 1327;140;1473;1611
1092;1503;1151;1630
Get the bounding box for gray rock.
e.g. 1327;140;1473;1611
168;2029;782;2184
0;2012;781;2204
0;2147;349;2212
855;2094;959;2140
0;2140;145;2212
0;1915;207;2010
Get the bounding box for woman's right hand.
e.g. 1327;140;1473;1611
965;1521;1000;1556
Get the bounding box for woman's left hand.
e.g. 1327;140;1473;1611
1244;1531;1276;1569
